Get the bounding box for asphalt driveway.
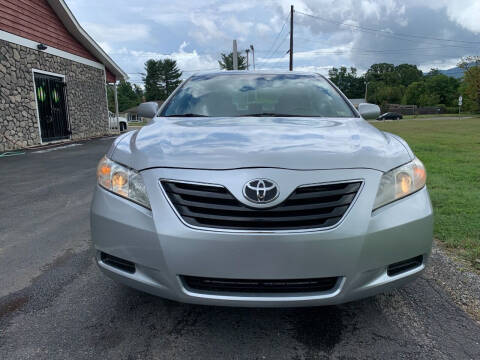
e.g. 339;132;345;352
0;138;479;359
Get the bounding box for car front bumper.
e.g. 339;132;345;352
91;167;433;307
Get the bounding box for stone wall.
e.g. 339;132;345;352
0;39;109;151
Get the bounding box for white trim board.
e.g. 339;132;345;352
32;69;66;78
0;29;105;71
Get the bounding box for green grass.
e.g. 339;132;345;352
402;114;475;119
128;121;149;127
373;117;480;269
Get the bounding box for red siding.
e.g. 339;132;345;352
0;0;98;62
105;68;116;83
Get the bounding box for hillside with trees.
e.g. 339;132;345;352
328;58;480;113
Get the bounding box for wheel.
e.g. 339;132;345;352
120;122;126;132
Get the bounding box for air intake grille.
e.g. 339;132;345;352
387;255;423;276
100;252;136;274
182;276;339;293
161;180;361;231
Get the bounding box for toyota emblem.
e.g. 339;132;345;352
243;179;279;204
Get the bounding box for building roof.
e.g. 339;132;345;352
46;0;127;81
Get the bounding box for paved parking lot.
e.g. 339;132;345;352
1;137;479;359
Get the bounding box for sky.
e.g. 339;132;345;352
65;0;480;84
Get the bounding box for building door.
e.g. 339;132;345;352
34;73;70;142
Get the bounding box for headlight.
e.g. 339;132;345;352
97;156;151;209
373;158;426;210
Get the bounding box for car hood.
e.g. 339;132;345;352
110;117;412;172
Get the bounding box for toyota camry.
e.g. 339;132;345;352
91;71;433;307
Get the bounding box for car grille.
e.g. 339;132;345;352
182;276;339;293
161;180;361;231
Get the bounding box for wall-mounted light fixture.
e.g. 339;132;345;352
37;43;48;51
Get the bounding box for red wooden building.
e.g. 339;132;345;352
0;0;126;150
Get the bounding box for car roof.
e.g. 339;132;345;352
189;70;327;78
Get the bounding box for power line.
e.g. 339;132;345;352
294;17;455;47
296;10;480;45
294;37;480;51
262;13;290;60
294;47;477;57
258;33;290;65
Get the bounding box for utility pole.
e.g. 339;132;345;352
289;5;294;71
364;81;368;102
245;49;250;70
233;40;238;70
250;45;255;70
113;81;119;132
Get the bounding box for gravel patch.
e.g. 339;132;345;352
427;241;480;323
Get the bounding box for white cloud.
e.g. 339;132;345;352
442;0;480;34
66;0;480;80
217;1;257;13
117;44;219;83
417;57;461;72
83;22;150;42
360;0;381;19
256;23;271;35
189;16;227;42
223;16;254;37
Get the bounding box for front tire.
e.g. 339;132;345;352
120;123;126;132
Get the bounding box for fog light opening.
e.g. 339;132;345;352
100;252;136;274
387;255;423;277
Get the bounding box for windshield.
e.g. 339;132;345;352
161;73;356;118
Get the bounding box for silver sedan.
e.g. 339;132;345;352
91;71;433;307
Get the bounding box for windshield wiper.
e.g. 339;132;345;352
243;113;304;117
164;113;208;117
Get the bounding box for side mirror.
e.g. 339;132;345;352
137;102;159;119
358;103;380;120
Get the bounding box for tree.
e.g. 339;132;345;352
401;73;458;107
367;81;404;105
144;59;162;101
459;56;480;112
364;63;407;104
218;52;247;70
117;80;143;112
161;59;183;97
402;81;426;106
418;93;440;107
106;80;143;113
365;63;397;83
143;58;183;101
133;84;144;99
328;67;365;98
395;64;423;87
424;74;459;106
426;68;441;77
